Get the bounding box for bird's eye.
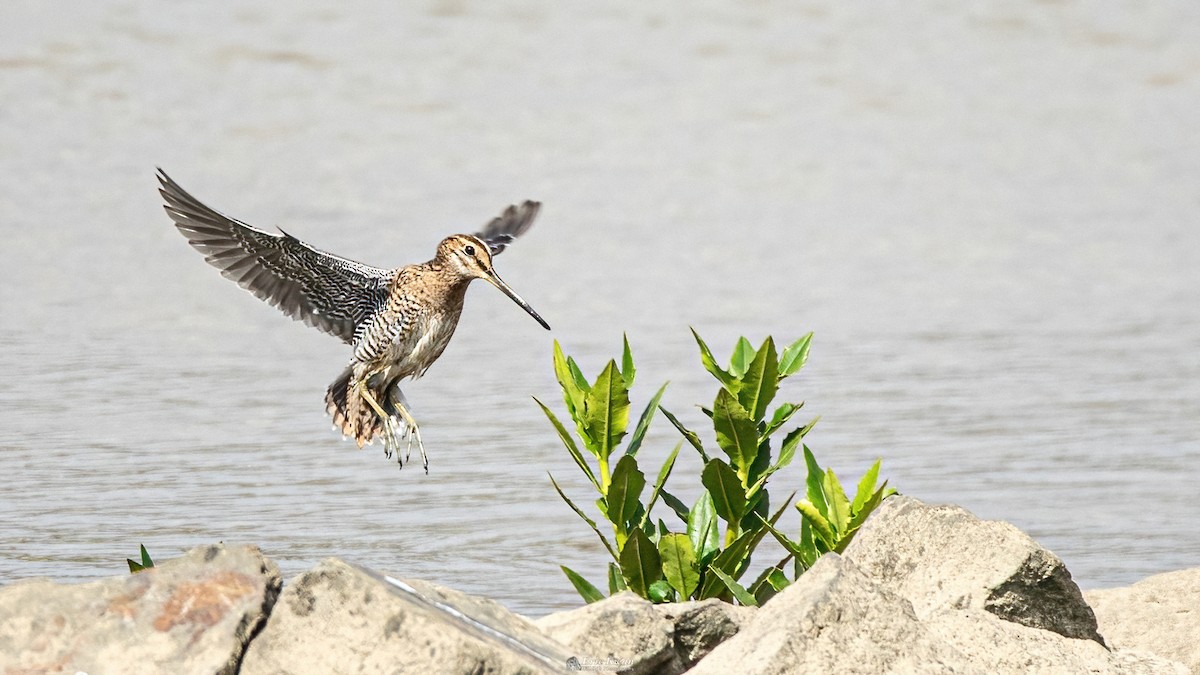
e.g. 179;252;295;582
464;245;476;256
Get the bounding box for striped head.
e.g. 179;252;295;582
437;234;495;279
435;234;550;330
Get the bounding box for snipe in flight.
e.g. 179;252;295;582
158;169;550;472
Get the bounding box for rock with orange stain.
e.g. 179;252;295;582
0;544;279;675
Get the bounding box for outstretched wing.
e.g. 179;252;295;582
158;168;394;345
474;200;541;256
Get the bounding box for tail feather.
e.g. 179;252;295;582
325;366;385;447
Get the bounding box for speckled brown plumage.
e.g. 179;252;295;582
158;169;549;471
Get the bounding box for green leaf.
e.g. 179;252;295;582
583;361;632;462
776;424;803;468
802;446;829;516
534;397;599;490
746;424;806;498
701;459;747;524
648;579;675;603
766;567;789;591
847;480;891;535
553;341;588;416
618;528;663;598
656;518;670;540
698;493;792;599
687;491;721;565
762;401;802;440
660;406;709;462
567;357;589;392
759;516;806;559
621;333;636;388
127;544;155;574
851;459;882;514
626;383;668;457
604;562;626;594
797;499;836;549
640;442;680;526
746;438;773;495
709;567;758;606
659;489;691;523
712;390;759;480
737;337;779;421
729;337;756;378
778;332;813;378
607;455;646;536
658;533;700;599
549;473;618;561
690;328;737;390
835;485;892;555
822;468;852;535
749;561;792;604
561;566;605;603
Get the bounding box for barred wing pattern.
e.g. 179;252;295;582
158;169;394;345
475;200;541;256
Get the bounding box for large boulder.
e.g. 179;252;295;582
842;495;1103;643
240;558;572;675
689;554;1185;674
688;554;964;674
1085;567;1200;673
0;544;280;675
535;591;674;675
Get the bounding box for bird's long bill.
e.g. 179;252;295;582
484;271;551;330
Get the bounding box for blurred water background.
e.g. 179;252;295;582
1;1;1197;616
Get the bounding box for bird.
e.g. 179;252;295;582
157;168;550;472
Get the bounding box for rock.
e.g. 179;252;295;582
924;608;1187;674
535;591;674;675
689;554;1187;675
842;495;1103;643
1085;567;1200;673
688;554;966;674
653;599;754;670
240;558;572;675
0;543;280;675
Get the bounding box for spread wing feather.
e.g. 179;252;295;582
475;200;541;256
158;168;394;344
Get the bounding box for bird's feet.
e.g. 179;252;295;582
378;415;427;474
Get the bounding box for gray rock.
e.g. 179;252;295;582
924;608;1187;674
688;554;966;674
535;591;673;675
0;543;280;675
653;599;754;670
689;554;1186;675
240;558;571;675
842;495;1103;643
1085;567;1200;673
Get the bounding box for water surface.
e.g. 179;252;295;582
1;1;1197;616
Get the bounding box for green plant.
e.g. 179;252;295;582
535;337;678;602
655;330;817;603
542;331;896;607
127;544;155;573
772;447;896;576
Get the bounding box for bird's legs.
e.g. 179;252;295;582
352;379;428;473
388;386;427;474
354;380;403;461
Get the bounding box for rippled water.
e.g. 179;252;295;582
1;1;1198;616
